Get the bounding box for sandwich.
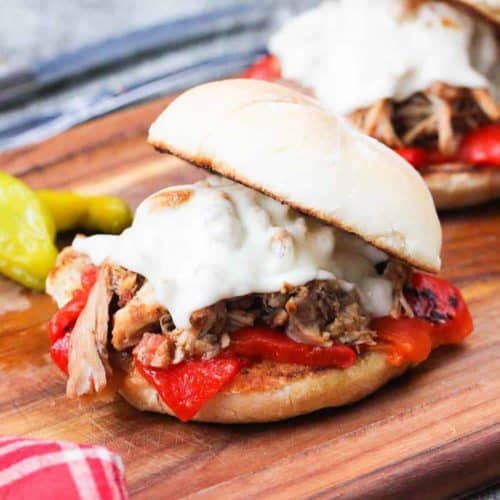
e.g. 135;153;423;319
46;79;473;423
244;0;500;210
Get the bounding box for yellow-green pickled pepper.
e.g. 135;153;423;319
0;172;57;290
37;190;132;235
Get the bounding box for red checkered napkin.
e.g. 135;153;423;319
0;435;127;500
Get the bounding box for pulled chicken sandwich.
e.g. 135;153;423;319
244;0;500;209
46;80;473;423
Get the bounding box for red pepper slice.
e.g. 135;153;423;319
393;147;457;169
50;334;71;374
242;54;281;81
80;265;98;290
458;123;500;167
394;124;500;169
404;272;473;345
371;316;433;367
135;356;245;422
372;273;472;366
394;147;428;169
47;265;97;374
425;149;457;165
228;327;356;368
135;327;355;421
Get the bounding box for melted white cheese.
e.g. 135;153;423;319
73;176;393;329
269;0;498;114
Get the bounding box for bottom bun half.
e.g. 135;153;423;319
423;166;500;210
119;351;406;423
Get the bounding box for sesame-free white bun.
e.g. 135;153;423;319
120;352;407;423
453;0;499;24
149;79;442;273
423;167;500;210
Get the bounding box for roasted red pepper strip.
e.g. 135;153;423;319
393;147;456;169
228;327;356;368
135;356;245;422
404;272;473;345
394;124;500;169
458;123;500;167
394;147;429;169
50;334;72;375
371;316;433;367
135;327;355;421
372;273;473;366
425;149;457;165
242;54;281;81
47;265;97;374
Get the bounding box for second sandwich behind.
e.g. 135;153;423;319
248;0;500;209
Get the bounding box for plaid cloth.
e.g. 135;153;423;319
0;436;127;500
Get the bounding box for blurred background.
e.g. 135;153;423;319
0;0;316;151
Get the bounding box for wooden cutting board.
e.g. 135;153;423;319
0;95;499;500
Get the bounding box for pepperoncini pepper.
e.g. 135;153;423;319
0;172;57;291
36;190;132;235
0;172;132;291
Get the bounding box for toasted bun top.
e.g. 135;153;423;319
148;79;442;272
452;0;500;24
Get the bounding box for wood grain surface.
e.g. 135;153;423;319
0;95;499;499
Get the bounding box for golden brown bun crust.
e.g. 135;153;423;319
423;166;500;210
149;79;442;273
119;352;407;423
451;0;500;25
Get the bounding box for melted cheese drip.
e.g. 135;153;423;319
74;176;393;329
269;0;498;114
